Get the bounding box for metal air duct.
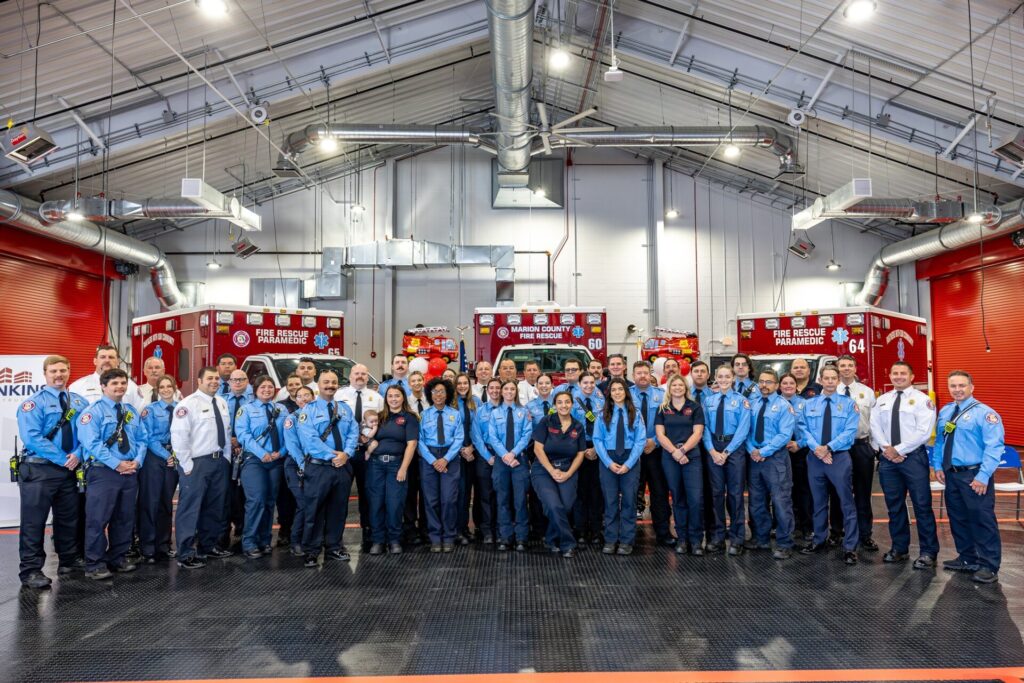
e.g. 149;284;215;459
854;198;1024;306
0;190;186;309
487;0;535;183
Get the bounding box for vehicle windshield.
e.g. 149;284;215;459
752;358;820;380
500;348;591;374
270;358;378;388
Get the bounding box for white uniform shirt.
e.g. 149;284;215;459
336;385;384;420
69;372;145;412
471;383;485;401
408;393;430;415
517;380;539;406
170;391;232;474
869;386;936;455
838;380;876;441
275;381;317;402
140;382;183;406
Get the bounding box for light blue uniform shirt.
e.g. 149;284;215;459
701;390;751;454
746;393;796;458
141;399;176;460
487;403;533;457
472;401;501;458
297;398;359;462
236;399;290;459
17;386;89;466
932;399;1005;485
630;384;665;439
417;405;464;464
786;394;809;448
800;393;859;453
78;396;148;470
593;405;646;470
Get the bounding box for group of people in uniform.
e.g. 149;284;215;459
13;344;1007;588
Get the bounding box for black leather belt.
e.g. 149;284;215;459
194;452;222;459
306;457;332;467
375;454;400;463
21;455;62;467
947;464;980;473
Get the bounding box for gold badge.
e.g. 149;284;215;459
908;399;915;406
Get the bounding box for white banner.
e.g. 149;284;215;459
0;355;50;527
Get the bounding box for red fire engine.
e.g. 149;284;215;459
641;327;700;363
736;306;928;393
474;302;607;382
402;326;458;363
130;304;344;394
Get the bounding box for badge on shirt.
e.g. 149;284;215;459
859;393;865;399
236;408;244;419
986;413;999;424
298;413;307;423
176;407;188;418
908;399;915;406
449;414;456;422
21;401;35;412
771;404;779;412
683;407;693;417
80;413;92;425
284;418;294;429
570;429;579;439
730;400;738;408
396;417;406;426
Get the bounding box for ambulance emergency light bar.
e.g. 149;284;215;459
404;326;451;335
653;326;697;337
181;178;262;231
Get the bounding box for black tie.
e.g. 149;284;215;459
505;407;515;452
115;404;131;454
890;391;903;447
543;400;550;415
265;403;281;451
354;390;363;422
437;410;446;448
58;392;73;452
221;380;230;395
231;396;242;436
328;402;343;451
695;388;703;404
715;396;725;440
419;397;428;413
942;405;960;470
462;402;472;446
615;408;626;453
213;399;227;449
640;393;649;429
584;398;594;437
166;403;174;427
821;397;832;446
843;385;850;397
755;400;767;445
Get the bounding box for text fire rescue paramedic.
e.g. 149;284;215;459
77;369;147;580
170;366;234;569
15;355;90;589
69;344;144;411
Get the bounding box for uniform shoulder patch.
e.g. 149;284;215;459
926;399;935;410
21;401;35;412
80;413;92;425
853;403;860;413
284;417;293;429
141;409;149;419
986;412;999;424
743;399;750;409
176;407;188;418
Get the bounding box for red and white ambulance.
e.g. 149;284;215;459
130;304;345;395
736;306;929;393
474;302;607;383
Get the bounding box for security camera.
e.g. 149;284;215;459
787;108;808;128
249;103;269;125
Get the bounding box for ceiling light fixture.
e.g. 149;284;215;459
825;259;842;271
550;49;570;70
66;210;85;222
723;144;741;160
826;221;841;271
665;208;680;219
206;258;222;270
350;204;366;214
604;2;623;82
967;212;984;224
318;136;338;153
533;188;547;198
196;0;229;18
843;0;876;23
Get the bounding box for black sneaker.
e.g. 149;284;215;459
943;558;981;572
912;555;936;570
177;557;206;570
276;536;291;548
561;548;575;558
442;543;454;553
601;543;616;555
141;556;157;565
243;549;263;559
971;568;998;584
844;551;858;565
21;571;51;589
259;545;273;554
303;554;319;568
289;546;305;557
883;550;909;563
327;548;350;561
860;538;879;552
57;557;86;575
772;548;792;560
514;542;526;552
86;567;113;580
389;543;403;554
113;562;138;573
616;544;633;556
368;543;385;555
656;537;677;547
207;547;233;559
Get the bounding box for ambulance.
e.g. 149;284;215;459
474;302;607;383
130;304;345;395
736;306;929;393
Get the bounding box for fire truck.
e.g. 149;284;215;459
474;302;607;383
402;326;458;363
130;304;345;395
736;306;929;393
641;327;700;363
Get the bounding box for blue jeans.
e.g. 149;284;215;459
661;449;704;546
598;459;640;545
807;450;858;551
421;456;462;544
531;459;578;551
878;446;938;556
240;455;282;551
492;455;530;542
749;453;795;548
367;454;409;544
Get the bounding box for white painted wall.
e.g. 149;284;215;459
122;146;909;377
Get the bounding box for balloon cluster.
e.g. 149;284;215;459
409;356;450;381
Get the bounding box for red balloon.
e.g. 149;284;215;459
678;360;691;376
427;357;448;376
423;374;436;383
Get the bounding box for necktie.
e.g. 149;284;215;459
821;397;832;446
640;393;649;429
695;388;703;404
543;400;550;415
584;398;594;436
231;396;242;436
213;398;227;449
755;400;767;445
265;403;281;451
942;405;960;470
505;407;515;452
462;401;472;446
715;396;725;440
115;404;131;454
167;403;174;427
615;408;626;454
419;397;427;413
437;410;446;447
328;402;343;451
890;391;903;446
220;380;230;395
843;385;850;397
354;390;363;422
58;392;73;452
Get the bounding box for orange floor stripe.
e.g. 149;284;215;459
83;666;1024;683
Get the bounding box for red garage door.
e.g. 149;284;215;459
0;227;120;375
923;242;1024;445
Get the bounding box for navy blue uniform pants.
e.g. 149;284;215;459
175;455;228;559
457;452;477;535
352;447;371;533
367;454;409;544
573;452;603;539
302;461;353;553
493;455;530;542
808;450;858;551
661;449;704;546
240;456;282;551
705;440;747;545
749;454;795;548
474;456;497;539
137;452;178;558
944;468;1001;572
598;458;640;545
849;438;877;541
878;446;938;556
283;459;305;548
84;465;138;570
421;456;461;544
790;446;813;534
403;455;427;540
18;461;79;580
221;452;245;546
531;459;578;551
640;446;671;540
